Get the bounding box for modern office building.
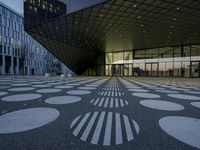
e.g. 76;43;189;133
0;2;73;75
24;0;200;77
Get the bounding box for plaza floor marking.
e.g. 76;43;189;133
71;112;139;146
140;100;184;111
168;94;200;100
159;116;200;149
155;89;179;94
190;102;200;108
55;85;73;89
45;96;81;104
67;90;91;95
8;87;35;92
32;85;52;88
0;107;59;134
128;89;149;92
132;93;160;98
2;94;42;102
0;92;8;96
90;97;128;108
36;89;62;93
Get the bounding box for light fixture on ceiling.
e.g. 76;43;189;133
134;4;137;7
173;18;176;21
176;7;180;10
100;14;103;17
138;16;141;19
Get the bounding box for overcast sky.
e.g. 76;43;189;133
0;0;23;14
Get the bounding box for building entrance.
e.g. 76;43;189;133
191;61;200;77
145;63;158;76
111;64;123;76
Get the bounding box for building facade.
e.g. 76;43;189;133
0;2;72;76
105;44;200;78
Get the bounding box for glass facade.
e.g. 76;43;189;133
24;0;67;28
105;45;200;78
0;3;72;75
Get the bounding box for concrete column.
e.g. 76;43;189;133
1;55;5;75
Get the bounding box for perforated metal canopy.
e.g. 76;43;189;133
25;0;200;74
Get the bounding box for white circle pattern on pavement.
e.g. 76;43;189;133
0;92;8;96
128;89;149;92
190;102;200;108
8;87;35;92
67;90;91;95
140;100;184;111
55;85;73;89
2;94;42;102
155;90;179;94
11;83;31;86
159;116;200;149
45;96;81;104
168;94;200;100
32;85;51;88
132;93;160;98
78;87;96;90
0;108;59;134
36;89;62;93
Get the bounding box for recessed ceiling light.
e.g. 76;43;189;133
134;4;137;7
100;14;103;17
176;7;180;10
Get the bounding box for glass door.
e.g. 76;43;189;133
145;63;158;77
112;64;124;76
191;61;200;78
152;63;158;76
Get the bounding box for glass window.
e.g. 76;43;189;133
4;17;7;26
113;52;123;64
182;61;190;77
174;62;181;77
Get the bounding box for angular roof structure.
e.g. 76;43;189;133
24;0;200;74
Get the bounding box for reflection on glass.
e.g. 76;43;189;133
174;62;181;77
191;62;200;77
105;44;200;77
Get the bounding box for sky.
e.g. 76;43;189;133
0;0;23;14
